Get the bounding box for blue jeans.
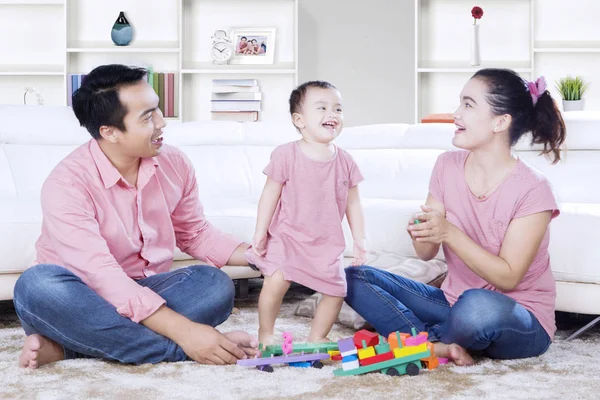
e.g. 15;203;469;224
345;266;551;359
13;264;235;364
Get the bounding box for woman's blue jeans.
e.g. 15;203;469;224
345;266;551;359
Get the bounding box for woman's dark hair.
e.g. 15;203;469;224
289;80;337;115
473;68;566;163
72;64;148;139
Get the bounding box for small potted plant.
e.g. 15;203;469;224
556;75;588;111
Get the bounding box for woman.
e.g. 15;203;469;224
345;69;566;365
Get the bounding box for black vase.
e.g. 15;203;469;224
111;11;133;46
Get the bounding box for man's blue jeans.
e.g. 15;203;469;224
13;264;235;364
345;266;551;359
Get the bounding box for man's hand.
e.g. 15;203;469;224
178;324;248;365
223;330;260;357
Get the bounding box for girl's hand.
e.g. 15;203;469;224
350;239;367;266
251;232;268;257
408;205;452;244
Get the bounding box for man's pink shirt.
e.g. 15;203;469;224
35;139;242;323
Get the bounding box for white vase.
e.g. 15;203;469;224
562;100;584;111
470;24;481;66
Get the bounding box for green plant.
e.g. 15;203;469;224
555;76;589;101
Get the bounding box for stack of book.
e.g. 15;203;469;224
148;70;178;118
67;69;178;118
211;79;261;122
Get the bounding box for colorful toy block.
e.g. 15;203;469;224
359;351;395;367
342;354;358;363
342;359;360;371
387;331;410;350
353;330;379;349
405;332;428;346
357;346;376;360
374;335;391;354
337;337;355;353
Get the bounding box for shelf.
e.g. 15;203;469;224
67;41;180;53
0;0;63;3
182;62;296;74
417;60;532;73
0;64;63;76
534;41;600;53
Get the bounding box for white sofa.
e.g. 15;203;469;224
1;105;599;337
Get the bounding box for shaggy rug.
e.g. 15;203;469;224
1;280;600;400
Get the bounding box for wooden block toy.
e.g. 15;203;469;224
353;330;379;349
393;343;428;359
342;354;358;363
357;346;376;360
438;357;449;365
405;332;428;346
388;332;410;349
421;355;439;370
337;337;356;353
342;359;360;371
328;350;340;357
375;335;391;354
331;354;343;361
359;351;395;367
341;348;358;357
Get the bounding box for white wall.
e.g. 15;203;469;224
299;0;415;126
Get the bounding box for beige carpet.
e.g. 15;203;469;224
1;281;600;400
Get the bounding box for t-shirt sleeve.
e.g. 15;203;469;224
428;152;447;203
346;152;364;188
513;179;560;220
263;145;290;184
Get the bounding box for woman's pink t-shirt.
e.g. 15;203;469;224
430;150;560;338
246;141;364;297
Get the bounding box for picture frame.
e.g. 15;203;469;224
229;27;276;65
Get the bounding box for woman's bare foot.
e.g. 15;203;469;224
19;334;64;369
434;342;474;366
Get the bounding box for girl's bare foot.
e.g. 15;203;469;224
434;342;475;366
306;336;332;343
19;334;64;369
258;331;277;348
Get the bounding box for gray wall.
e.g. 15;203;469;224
299;0;415;126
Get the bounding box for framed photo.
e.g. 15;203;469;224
229;28;276;65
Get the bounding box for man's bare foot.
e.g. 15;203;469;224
19;334;64;369
434;342;474;366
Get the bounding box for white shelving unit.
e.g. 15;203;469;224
0;0;299;122
415;0;600;123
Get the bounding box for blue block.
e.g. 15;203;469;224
342;354;358;363
288;361;311;368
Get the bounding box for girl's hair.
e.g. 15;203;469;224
289;80;337;115
472;68;566;163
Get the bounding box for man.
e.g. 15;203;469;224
13;64;259;368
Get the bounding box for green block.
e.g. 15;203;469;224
333;350;430;377
375;343;391;355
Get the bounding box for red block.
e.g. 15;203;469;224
353;329;380;349
331;354;343;361
359;351;395;367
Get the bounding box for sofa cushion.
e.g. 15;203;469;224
294;253;448;330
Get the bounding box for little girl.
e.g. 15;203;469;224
246;81;367;346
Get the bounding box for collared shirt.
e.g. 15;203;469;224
35;139;242;323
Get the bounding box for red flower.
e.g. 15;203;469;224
471;6;484;23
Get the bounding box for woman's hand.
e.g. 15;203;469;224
408;205;453;244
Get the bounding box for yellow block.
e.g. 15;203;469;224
357;346;376;360
393;343;428;359
328;350;340;357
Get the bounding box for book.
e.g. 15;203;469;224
211;85;260;93
158;73;165;115
212;79;258;87
168;73;175;117
211;100;261;112
211;92;262;101
211;111;259;122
